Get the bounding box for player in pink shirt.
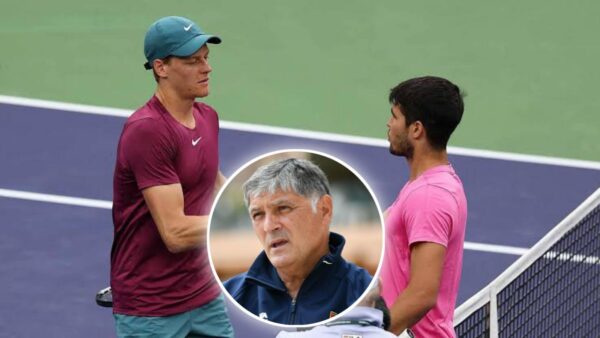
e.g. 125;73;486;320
381;76;467;337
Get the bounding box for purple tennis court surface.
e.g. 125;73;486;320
1;102;599;337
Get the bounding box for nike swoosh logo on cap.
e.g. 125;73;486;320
184;24;193;31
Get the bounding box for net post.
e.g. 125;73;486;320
489;285;498;338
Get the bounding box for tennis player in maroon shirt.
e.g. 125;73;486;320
110;16;233;337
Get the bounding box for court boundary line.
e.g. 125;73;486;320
0;188;112;209
2;94;600;170
0;187;528;256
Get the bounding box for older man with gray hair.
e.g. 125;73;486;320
224;158;373;325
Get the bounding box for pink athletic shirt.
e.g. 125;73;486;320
111;96;220;316
381;164;467;338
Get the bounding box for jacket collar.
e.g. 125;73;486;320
245;232;347;292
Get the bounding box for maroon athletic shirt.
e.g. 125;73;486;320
111;96;220;316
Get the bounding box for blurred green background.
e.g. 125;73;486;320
1;0;599;161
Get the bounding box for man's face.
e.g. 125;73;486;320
248;190;332;271
387;104;414;158
160;44;212;98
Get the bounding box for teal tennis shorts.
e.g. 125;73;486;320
114;294;234;338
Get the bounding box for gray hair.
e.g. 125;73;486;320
243;158;331;211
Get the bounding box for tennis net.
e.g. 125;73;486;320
454;188;600;338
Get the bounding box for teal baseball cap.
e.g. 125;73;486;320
143;16;221;70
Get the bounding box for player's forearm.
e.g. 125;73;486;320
213;171;227;199
389;285;437;334
215;171;227;190
162;215;209;253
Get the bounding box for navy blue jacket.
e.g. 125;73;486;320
224;232;372;325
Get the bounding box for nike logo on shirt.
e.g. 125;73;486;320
192;137;202;146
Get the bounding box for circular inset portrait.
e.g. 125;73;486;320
208;149;384;327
